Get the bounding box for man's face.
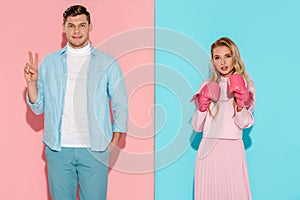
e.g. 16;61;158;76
63;14;92;49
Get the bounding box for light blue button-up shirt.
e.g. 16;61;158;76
26;45;128;151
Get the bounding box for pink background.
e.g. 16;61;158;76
0;1;154;199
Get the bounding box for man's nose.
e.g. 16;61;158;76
74;26;80;32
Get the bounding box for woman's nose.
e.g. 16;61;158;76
221;57;226;65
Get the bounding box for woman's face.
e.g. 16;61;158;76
212;46;235;77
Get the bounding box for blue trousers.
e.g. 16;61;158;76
45;146;109;200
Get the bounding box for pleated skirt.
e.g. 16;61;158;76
194;138;252;200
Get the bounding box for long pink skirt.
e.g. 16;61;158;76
194;138;252;200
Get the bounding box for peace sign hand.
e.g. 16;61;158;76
24;51;39;84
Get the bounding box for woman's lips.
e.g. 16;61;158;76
221;66;228;71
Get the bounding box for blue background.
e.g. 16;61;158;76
155;0;300;199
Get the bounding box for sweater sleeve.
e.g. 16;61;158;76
234;80;255;129
191;80;209;132
192;110;208;132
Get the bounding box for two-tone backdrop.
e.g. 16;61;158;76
1;0;300;199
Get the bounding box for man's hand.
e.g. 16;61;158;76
24;51;39;84
24;51;39;103
108;132;122;152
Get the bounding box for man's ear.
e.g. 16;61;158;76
89;23;93;32
62;23;66;33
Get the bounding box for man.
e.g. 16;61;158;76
24;5;128;200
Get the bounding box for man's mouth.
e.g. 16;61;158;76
72;36;82;39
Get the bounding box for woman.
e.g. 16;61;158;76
191;37;255;200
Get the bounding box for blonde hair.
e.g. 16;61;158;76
209;37;250;82
208;37;251;117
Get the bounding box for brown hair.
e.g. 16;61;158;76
63;5;91;24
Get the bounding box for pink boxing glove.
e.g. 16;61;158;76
227;74;252;108
190;81;220;112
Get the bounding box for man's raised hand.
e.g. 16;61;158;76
24;51;39;84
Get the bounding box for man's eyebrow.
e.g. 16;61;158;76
66;22;88;25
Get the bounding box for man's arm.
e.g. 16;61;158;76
108;132;122;152
24;51;44;115
107;59;128;151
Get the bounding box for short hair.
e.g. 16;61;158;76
63;5;90;24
